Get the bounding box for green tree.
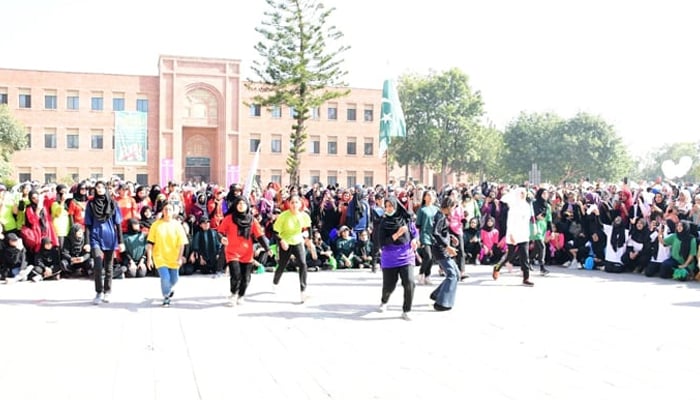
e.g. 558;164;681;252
395;69;485;185
503;112;631;184
248;0;350;186
0;104;27;178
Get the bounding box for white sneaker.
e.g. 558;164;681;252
236;296;245;305
378;303;387;313
271;284;277;293
401;312;412;321
102;293;110;303
300;291;308;304
15;264;33;282
562;261;571;267
226;293;236;307
416;274;425;285
568;260;579;269
424;276;432;286
92;293;103;305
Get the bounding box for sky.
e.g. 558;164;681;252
2;0;699;154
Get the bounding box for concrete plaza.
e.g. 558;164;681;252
0;265;698;400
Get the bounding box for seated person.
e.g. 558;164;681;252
621;217;652;273
61;223;93;277
602;216;628;273
581;228;607;270
32;238;62;281
545;224;569;266
645;220;671;278
306;230;334;271
121;218;148;278
333;226;357;269
463;217;481;264
189;216;222;274
654;220;697;280
1;232;32;282
354;229;374;270
479;217;505;265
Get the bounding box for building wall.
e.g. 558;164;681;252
1;55;391;189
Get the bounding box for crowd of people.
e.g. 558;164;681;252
1;176;699;318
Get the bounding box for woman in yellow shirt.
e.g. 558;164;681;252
272;195;313;303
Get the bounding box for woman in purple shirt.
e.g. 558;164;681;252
377;196;418;321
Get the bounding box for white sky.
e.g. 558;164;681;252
2;0;698;153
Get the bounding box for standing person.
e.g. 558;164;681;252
430;197;460;311
492;187;535;286
146;203;189;307
531;188;552;275
218;196;271;306
272;195;312;303
85;180;125;304
415;190;438;285
377;196;418;321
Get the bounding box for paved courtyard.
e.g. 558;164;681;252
0;265;698;400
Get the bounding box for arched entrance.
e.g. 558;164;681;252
182;87;220;184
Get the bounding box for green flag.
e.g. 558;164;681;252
379;79;406;156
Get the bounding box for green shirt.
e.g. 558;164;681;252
663;233;697;268
273;210;311;245
0;194;18;232
416;205;438;245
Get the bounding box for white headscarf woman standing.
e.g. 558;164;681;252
492;187;535;286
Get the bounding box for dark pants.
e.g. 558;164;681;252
622;251;651;273
532;239;545;266
464;240;480;264
93;248;115;294
500;243;531;282
229;261;253;297
418;245;433;277
381;264;415;313
273;243;307;292
451;232;465;273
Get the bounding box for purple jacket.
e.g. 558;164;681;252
380;222;418;268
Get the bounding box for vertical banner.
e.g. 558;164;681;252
114;111;148;165
243;144;261;198
378;78;406;157
226;165;240;188
160;159;174;188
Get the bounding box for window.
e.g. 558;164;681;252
311;107;320;120
310;170;320;184
289;106;298;119
113;97;125;111
136;98;149;113
91;93;104;111
44;90;57;109
67;169;79;183
44;128;57;149
327;171;337;186
250;136;260;153
346;171;357;189
271;105;282;119
347;104;357;121
249;104;261;117
309;135;320;154
18;173;31;183
19;89;31;108
327;103;337;120
364;172;374;188
90;170;103;180
364;106;374;122
346;137;357;155
271;135;282;153
0;87;7;105
25;128;31;149
327;136;337;155
91;129;104;149
271;169;282;184
114;172;125;181
67;91;79;110
44;173;57;183
66;128;79;149
136;173;149;186
364;138;374;156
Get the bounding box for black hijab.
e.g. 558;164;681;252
64;223;85;256
88;182;115;222
610;217;627;252
380;196;412;244
231;196;253;239
677;221;693;260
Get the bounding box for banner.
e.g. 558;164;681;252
378;79;406;156
114;111;147;165
160;159;174;188
243;144;261;198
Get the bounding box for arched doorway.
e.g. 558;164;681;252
183;134;213;183
182;87;220;184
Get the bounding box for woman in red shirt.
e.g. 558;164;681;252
218;196;270;306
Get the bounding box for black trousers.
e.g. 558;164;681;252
229;261;253;297
273;243;307;292
93;248;115;294
499;243;531;281
418;245;433;277
381;264;415;312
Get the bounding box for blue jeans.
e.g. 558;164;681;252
432;258;459;308
158;267;179;297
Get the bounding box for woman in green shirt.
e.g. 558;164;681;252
658;220;697;281
272;194;313;303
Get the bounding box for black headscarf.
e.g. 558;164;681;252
677;221;693;260
64;223;85;256
380;196;412;244
139;206;155;229
610;217;627;251
532;188;549;218
88;182;116;222
231;196;253;239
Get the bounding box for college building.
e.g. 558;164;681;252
0;55;399;189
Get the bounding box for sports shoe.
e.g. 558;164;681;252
416;273;425;285
162;297;171;307
378;303;387;313
540;267;550;276
168;290;175;299
424;276;432;285
401;312;412;321
15;264;33;282
92;293;103;305
236;296;245;305
522;280;535;287
300;291;308;304
102;293;110;303
31;275;43;283
226;293;236;307
492;264;500;280
562;260;571;268
569;260;580;269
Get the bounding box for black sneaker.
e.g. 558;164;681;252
522;280;535;287
540;268;550;276
168;290;175;299
433;303;452;312
162;297;171;307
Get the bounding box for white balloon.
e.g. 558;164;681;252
661;159;676;179
677;156;693;177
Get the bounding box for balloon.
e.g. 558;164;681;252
661;157;693;179
677;156;693;177
661;160;676;179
